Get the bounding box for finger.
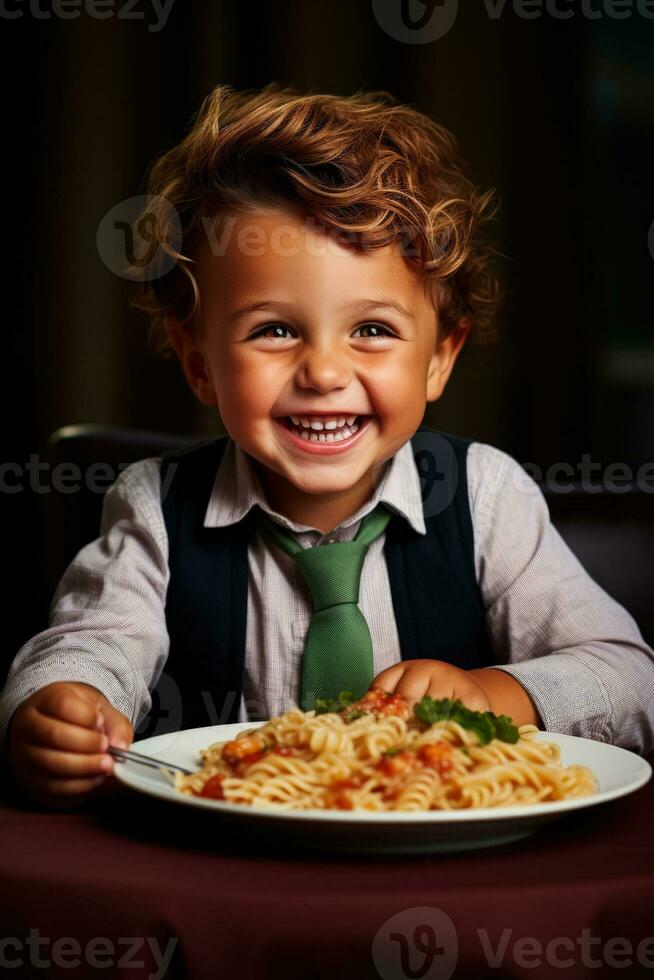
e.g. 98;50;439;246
426;677;456;701
394;666;439;703
100;707;134;750
21;743;114;779
25;709;109;754
426;678;487;712
456;688;490;712
106;730;132;751
369;664;406;692
38;691;101;731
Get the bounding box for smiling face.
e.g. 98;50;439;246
170;207;469;530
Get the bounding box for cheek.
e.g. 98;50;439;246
215;352;285;419
367;352;430;421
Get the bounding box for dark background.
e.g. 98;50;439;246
1;0;653;664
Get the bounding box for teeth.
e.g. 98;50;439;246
287;414;361;431
295;420;361;443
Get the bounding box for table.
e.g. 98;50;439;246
1;756;653;980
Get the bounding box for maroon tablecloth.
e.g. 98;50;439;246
1;756;653;980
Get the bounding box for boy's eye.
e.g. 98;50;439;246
249;323;295;340
352;322;396;339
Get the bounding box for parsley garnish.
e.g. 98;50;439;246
313;691;357;715
490;712;521;743
413;697;520;745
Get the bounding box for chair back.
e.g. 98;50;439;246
46;424;199;583
540;483;653;645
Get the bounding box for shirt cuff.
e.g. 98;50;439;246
483;654;614;743
0;658;143;750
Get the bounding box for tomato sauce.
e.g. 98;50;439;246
348;689;409;718
418;741;454;776
198;773;225;799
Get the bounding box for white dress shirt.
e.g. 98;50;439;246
1;437;653;753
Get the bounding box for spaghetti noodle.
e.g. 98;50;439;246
173;690;597;811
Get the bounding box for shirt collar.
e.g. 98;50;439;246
203;436;426;536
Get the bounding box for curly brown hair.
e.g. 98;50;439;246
129;82;502;357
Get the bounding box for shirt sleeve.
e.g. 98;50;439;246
468;441;654;754
0;457;170;746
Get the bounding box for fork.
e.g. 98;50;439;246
108;744;196;775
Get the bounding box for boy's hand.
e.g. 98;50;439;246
370;659;491;713
6;681;134;810
370;660;541;727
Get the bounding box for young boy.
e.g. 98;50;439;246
2;83;653;809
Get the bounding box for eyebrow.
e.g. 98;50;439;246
229;297;415;322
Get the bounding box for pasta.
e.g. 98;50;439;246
173;690;597;811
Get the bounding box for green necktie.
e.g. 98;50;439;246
255;504;392;711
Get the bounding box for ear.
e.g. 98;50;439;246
426;318;470;402
167;320;217;407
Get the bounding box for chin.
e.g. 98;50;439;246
284;469;365;496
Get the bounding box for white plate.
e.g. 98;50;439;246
112;723;652;854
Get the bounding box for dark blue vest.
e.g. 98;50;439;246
137;427;494;738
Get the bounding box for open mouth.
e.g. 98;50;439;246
282;414;365;443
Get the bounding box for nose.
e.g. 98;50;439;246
294;343;352;394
